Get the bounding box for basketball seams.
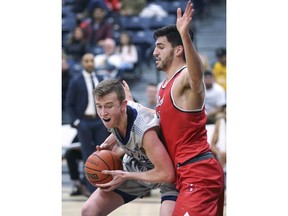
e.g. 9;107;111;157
92;153;112;170
84;150;122;185
85;166;103;172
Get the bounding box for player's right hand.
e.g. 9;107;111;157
96;143;111;151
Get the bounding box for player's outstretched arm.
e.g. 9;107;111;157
176;1;204;93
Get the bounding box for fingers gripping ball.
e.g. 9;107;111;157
85;150;123;185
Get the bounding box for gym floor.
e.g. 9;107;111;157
62;160;226;216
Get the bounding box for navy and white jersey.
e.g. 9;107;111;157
109;101;178;199
109;101;158;172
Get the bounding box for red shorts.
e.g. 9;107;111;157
172;157;224;216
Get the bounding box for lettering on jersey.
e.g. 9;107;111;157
156;94;164;119
156;94;164;108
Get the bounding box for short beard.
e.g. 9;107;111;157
156;50;174;71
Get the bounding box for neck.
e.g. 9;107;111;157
165;64;186;80
165;62;186;80
116;110;128;139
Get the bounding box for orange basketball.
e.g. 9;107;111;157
84;150;123;185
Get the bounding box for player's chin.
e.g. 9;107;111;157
155;62;162;70
102;118;113;128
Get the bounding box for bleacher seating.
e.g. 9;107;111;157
167;1;188;15
61;0;199;73
149;15;176;31
119;16;151;32
62;16;77;34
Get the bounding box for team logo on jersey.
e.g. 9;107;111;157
156;94;164;108
156;94;164;119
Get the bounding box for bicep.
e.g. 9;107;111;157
142;129;173;170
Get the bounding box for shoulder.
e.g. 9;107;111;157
128;101;159;127
172;68;190;90
70;74;83;83
96;74;104;82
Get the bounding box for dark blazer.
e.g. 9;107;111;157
65;72;104;127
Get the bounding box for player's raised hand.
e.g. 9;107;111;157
121;80;134;101
176;0;194;35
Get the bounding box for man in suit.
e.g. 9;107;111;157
65;52;111;195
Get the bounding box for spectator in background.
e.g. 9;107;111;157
64;147;90;197
145;83;158;109
73;0;91;23
212;47;226;91
204;70;226;124
94;38;122;79
115;32;138;78
119;0;146;16
104;0;121;13
80;4;113;50
63;26;88;65
65;53;111;194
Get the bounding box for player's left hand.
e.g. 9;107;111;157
176;0;194;35
95;170;127;191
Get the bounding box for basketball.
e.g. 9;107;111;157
84;150;123;185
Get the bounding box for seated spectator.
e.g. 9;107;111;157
80;4;113;49
94;38;122;79
212;47;226;91
104;0;121;13
115;32;138;77
204;70;226;124
119;0;147;16
139;2;168;18
63;26;88;65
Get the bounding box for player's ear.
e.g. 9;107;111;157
121;99;128;111
175;45;183;56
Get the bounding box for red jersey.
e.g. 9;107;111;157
156;67;211;166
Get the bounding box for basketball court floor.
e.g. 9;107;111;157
62;159;226;216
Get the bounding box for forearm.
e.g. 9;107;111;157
112;144;125;158
102;134;117;150
182;34;204;82
124;168;175;184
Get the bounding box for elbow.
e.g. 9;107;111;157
163;170;176;183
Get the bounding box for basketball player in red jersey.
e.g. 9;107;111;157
153;1;225;215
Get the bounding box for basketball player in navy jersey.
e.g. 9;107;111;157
81;79;178;216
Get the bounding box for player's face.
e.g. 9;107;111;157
153;36;174;71
95;92;126;129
